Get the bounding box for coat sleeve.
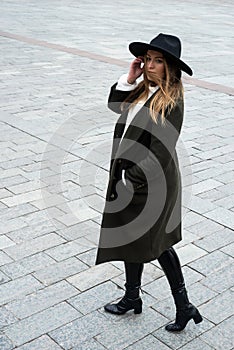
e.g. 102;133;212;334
125;99;184;185
108;83;133;114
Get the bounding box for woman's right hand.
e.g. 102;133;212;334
127;57;144;84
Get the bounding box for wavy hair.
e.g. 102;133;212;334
122;55;184;125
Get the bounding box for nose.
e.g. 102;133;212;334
147;60;155;70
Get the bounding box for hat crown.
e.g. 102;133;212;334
150;33;181;58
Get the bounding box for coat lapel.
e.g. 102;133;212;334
115;89;158;159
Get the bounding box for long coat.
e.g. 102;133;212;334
95;82;183;264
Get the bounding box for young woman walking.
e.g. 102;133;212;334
95;33;203;332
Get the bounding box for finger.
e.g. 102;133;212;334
137;56;145;62
133;58;143;65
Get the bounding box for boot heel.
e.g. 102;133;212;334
134;306;142;314
193;310;203;324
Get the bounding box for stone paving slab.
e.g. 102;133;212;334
0;0;233;349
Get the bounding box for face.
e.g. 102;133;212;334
144;50;165;84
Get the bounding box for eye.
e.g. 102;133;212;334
146;56;151;61
155;58;163;64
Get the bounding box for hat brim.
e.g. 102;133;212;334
129;42;193;76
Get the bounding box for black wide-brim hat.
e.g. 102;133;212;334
129;33;193;76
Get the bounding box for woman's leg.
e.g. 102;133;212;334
124;262;144;287
158;246;184;292
104;262;144;315
158;247;203;331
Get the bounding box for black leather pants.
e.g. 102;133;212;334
124;247;184;291
124;261;144;286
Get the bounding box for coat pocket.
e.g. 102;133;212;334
124;168;147;191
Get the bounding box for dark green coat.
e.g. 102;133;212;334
95;83;183;265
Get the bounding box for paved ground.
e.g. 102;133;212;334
0;0;234;349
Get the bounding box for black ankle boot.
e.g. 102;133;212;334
104;283;142;315
165;287;203;332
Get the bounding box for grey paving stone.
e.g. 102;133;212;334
200;316;234;350
1;252;55;279
190;160;220;174
186;195;218;214
0;202;7;209
6;220;57;244
3;233;66;260
71;338;107;350
68;281;122;315
15;335;62;350
84;229;100;245
45;238;94;261
0;236;15;250
0;306;17;328
194;166;227;181
153;316;213;350
0;203;37;221
184;281;218;307
96;308;168;350
189;250;233;276
0;174;29;187
22;209;55;227
215;170;234;184
186;219;224;238
0;251;13;266
176;243;207;265
151;295;178;321
33;257;87;285
197;188;228;202
56;219;99;241
214;193;234;210
0;334;14;350
221;242;234;257
141;262;164;285
179;337;215;350
6;179;47;195
1;188;43;207
0;270;10;284
200;261;233;294
191;179;223;195
49;310;111;349
0;217;27;235
124;334;171;350
0;275;43;306
203;207;234;230
4;302;81;347
199;289;233;324
0;188;12;200
67;262;121;291
143;276;173;301
182;211;205;228
6;280;78;319
175;230;198;249
77;248;97;266
214;182;234;196
194;227;234;252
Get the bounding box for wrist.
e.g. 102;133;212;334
127;76;136;85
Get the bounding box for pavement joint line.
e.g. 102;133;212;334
1;30;234;96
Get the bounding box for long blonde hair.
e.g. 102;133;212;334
122;55;184;125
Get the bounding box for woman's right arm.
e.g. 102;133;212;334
107;81;134;114
108;57;144;114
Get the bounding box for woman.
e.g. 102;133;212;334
95;33;203;332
